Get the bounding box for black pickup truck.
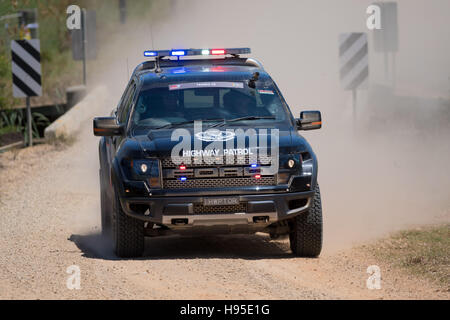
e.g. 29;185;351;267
94;48;323;258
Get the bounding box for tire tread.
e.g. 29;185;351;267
290;184;323;257
113;191;144;258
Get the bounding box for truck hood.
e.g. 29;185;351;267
131;127;310;158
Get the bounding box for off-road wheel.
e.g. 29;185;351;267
289;184;323;257
112;187;144;258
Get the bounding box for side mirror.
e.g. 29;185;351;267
296;111;322;131
93;117;124;136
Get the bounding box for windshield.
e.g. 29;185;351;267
131;81;292;128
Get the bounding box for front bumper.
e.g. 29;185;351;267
119;190;315;232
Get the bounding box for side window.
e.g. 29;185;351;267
118;83;136;124
115;83;131;116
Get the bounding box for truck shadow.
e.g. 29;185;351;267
68;233;296;261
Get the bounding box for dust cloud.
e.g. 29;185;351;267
86;0;450;251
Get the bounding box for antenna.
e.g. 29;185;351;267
154;56;162;73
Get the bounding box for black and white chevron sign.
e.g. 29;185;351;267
339;33;369;91
11;39;42;98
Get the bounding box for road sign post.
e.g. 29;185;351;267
339;33;369;128
71;10;97;85
11;39;42;147
26;97;32;146
372;2;398;85
82;9;87;85
119;0;127;24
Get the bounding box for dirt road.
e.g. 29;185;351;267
0;91;448;300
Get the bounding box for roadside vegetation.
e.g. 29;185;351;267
0;0;83;146
0;0;170;147
371;224;450;289
0;0;83;109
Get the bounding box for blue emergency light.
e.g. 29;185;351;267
171;50;186;56
144;51;158;57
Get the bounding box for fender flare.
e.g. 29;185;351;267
111;158;126;198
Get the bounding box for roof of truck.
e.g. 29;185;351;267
140;64;268;86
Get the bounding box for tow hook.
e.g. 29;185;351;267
171;218;188;226
253;216;269;223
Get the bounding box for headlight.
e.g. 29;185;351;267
129;159;161;188
277;154;301;184
288;153;314;192
139;163;148;174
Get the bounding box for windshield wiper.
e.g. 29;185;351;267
209;116;276;128
153;118;224;130
153;120;194;130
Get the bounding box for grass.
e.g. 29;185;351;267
371;224;450;288
0;125;18;135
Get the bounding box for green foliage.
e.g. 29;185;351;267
0;47;15;110
0;125;18;135
0;0;165;111
0;0;81;111
0;108;50;140
0;109;23;129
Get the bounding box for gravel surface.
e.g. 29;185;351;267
0;91;448;300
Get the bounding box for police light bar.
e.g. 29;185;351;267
143;48;251;58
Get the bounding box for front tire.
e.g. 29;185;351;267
289;184;323;257
112;187;144;258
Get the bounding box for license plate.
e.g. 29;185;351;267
203;197;240;206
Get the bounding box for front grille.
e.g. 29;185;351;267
162;155;274;168
193;203;247;215
163;176;276;190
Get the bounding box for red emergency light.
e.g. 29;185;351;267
211;49;226;55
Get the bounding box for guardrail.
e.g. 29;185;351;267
44;85;107;141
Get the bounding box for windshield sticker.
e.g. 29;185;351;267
169;82;244;91
258;90;275;95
